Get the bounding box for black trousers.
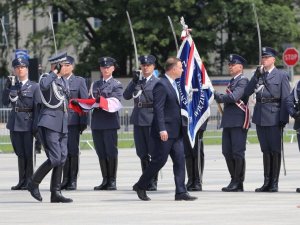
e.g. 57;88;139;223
92;129;118;159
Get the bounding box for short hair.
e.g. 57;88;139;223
165;57;181;72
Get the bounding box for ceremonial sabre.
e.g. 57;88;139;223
48;11;58;55
252;3;261;64
281;126;286;175
126;11;139;70
167;16;179;52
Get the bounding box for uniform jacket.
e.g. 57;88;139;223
2;80;40;132
38;72;69;133
215;74;249;128
151;75;182;139
68;74;89;126
286;81;300;130
123;75;159;126
90;77;123;130
244;67;290;126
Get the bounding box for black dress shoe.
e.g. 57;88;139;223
133;184;151;201
175;192;197;201
27;180;42;202
296;188;300;193
51;191;73;203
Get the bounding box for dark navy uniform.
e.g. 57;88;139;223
60;56;89;191
91;57;123;191
2;57;40;190
27;52;73;203
123;54;159;191
215;54;249;192
285;81;300;193
183;119;208;192
244;47;290;192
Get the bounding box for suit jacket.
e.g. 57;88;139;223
2;80;40;132
123;75;159;126
38;72;69;133
245;67;290;126
286;81;300;130
90;77;123;130
68;74;89;126
215;74;249;128
151;75;182;139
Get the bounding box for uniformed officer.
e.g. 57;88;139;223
91;56;123;191
2;57;40;190
244;47;290;192
123;55;159;191
285;81;300;193
215;54;249;192
27;52;73;203
60;56;89;191
183;120;208;192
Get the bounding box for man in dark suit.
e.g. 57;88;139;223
60;56;89;191
123;55;159;191
214;54;249;192
286;81;300;193
2;57;40;190
133;57;197;201
245;47;290;192
91;57;123;191
27;52;73;203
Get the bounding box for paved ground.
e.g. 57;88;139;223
1;143;300;225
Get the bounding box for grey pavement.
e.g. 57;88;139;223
1;143;300;225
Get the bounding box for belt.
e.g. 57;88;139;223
256;98;280;103
14;107;33;112
135;102;153;108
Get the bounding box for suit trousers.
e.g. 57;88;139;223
92;129;118;159
10;131;33;159
256;125;281;153
67;125;80;156
133;125;155;159
38;127;68;167
222;127;247;159
136;137;186;194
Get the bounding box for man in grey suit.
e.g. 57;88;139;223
27;52;73;203
2;57;40;190
133;57;197;201
60;56;88;191
215;54;249;192
123;55;159;191
245;47;290;192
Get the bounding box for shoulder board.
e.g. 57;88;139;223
74;75;85;80
40;72;49;78
112;78;122;85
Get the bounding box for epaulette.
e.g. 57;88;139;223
112;78;121;85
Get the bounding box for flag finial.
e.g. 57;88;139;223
180;17;192;39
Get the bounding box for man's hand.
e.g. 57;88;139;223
80;124;87;135
254;66;263;78
5;77;12;89
54;63;62;74
71;99;80;106
132;70;140;84
160;131;168;142
95;97;101;103
293;111;300;119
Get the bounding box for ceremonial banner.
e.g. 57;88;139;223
177;29;214;148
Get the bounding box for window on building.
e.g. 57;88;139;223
52;6;67;30
94;18;102;29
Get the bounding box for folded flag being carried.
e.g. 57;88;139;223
176;18;214;148
69;96;122;115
